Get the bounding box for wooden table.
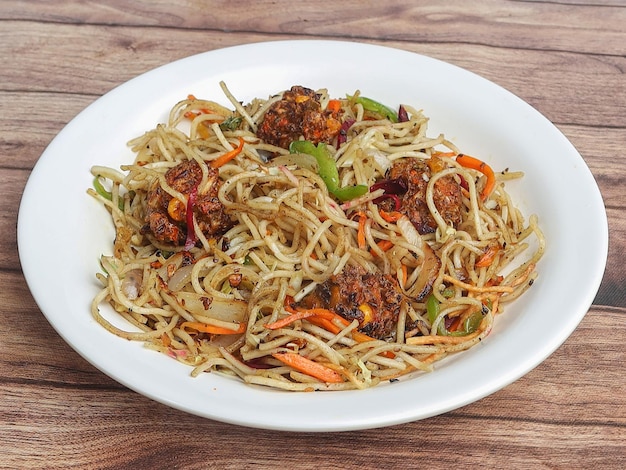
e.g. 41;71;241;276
2;1;624;468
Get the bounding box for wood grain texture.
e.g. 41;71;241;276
2;0;625;55
1;1;624;468
0;301;623;468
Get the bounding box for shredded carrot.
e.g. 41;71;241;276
264;310;321;330
307;315;342;334
161;333;171;347
272;352;343;383
476;245;499;267
184;95;213;119
357;211;367;249
432;151;457;158
210;137;245;168
287;305;396;358
296;307;338;319
370;239;393;257
180;321;245;335
379;209;403;223
456;153;496;201
508;263;536;288
327;99;342;113
307;313;376;344
278;305;343;333
352;330;381;345
447;315;462;332
184;108;218;120
485;275;504;287
287;306;358;335
378;239;394;251
400;264;408;287
197;124;210;140
283;303;299;315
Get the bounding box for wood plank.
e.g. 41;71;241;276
1;0;624;55
596;207;626;307
1;21;624;130
0;92;96;170
4;94;625;177
0;306;623;467
1;270;623;423
0;270;118;387
3;111;624;304
2;1;624;468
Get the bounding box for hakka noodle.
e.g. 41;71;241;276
88;82;545;391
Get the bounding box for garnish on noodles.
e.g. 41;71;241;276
88;83;545;391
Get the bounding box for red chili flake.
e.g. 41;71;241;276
336;119;355;149
398;105;409;123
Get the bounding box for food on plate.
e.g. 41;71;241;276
88;83;545;391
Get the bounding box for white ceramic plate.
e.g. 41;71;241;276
18;40;608;431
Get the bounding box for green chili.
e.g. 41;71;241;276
289;140;367;202
426;294;446;335
463;311;484;334
93;176;124;210
93;176;112;201
441;287;456;298
426;294;439;324
348;95;398;123
426;293;484;336
331;185;368;201
447;311;484;337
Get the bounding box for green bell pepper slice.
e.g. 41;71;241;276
426;293;484;336
348;95;398;123
289;140;367;202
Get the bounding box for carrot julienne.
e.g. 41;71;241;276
88;83;543;392
283;306;395;358
210;137;245;168
326;99;342;113
370;239;394;257
272;352;343;383
357;211;367;249
456;153;496;201
379;209;403;223
264;309;330;330
476;245;499;267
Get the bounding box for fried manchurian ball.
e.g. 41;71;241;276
297;264;405;340
382;158;463;235
256;85;342;149
144;159;233;245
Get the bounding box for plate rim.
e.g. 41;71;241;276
17;39;609;432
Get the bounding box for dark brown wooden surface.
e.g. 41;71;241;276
1;1;624;468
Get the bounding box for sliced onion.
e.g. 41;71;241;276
172;291;247;323
396;215;423;249
167;264;194;292
270;152;319;173
410;243;442;301
156;252;184;280
364;148;392;173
